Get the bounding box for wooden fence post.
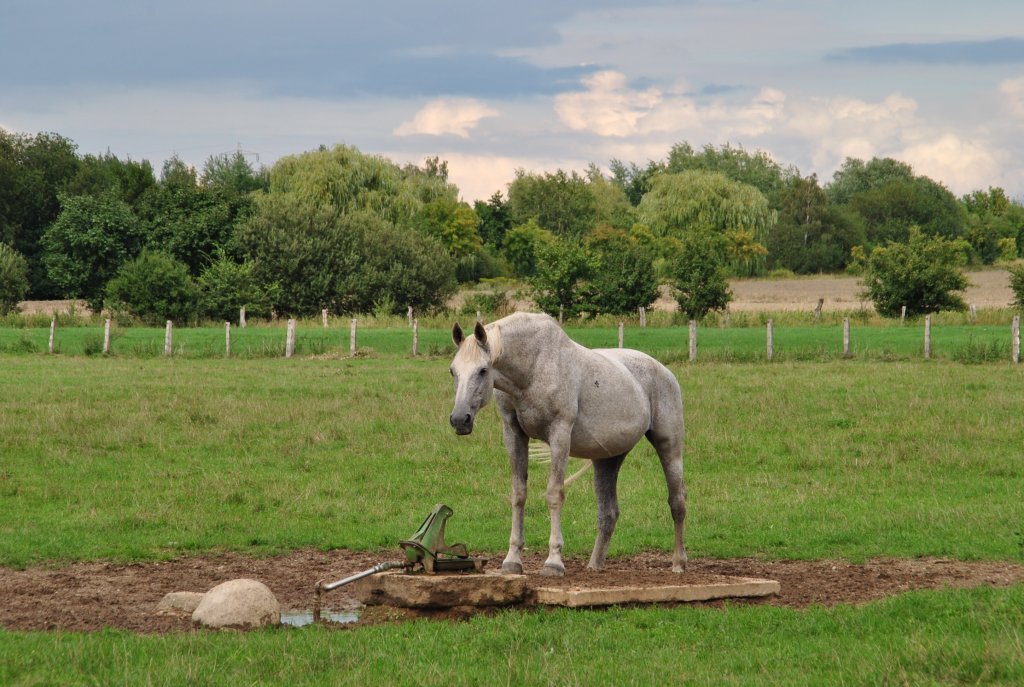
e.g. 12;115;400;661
285;318;296;358
407;306;414;326
814;298;824;322
164;320;173;357
1013;315;1020;364
767;319;774;361
240;306;246;328
350;318;357;354
412;319;419;356
900;305;906;324
843;318;851;358
48;316;55;354
924;315;932;360
225;321;231;357
688;320;697;362
103;317;111;354
969;304;977;323
639;306;647;328
476;310;482;324
322;309;329;328
618;322;624;348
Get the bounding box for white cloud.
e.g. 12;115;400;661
390;151;590;204
998;76;1024;117
393;99;498;138
900;133;1006;194
555;71;661;136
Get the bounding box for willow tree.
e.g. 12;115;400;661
637;170;775;275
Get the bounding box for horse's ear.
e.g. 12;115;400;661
474;321;487;346
452;323;464;347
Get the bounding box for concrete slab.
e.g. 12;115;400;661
533;576;779;608
355;571;528;609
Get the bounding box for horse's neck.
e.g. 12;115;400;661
490;316;562;395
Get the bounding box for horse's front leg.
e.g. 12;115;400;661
541;427;572;577
500;413;529;575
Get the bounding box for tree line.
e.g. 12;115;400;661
2;129;1023;322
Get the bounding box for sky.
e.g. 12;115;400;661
3;0;1024;203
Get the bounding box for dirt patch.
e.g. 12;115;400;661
2;550;1023;633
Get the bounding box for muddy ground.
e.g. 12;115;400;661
3;550;1023;634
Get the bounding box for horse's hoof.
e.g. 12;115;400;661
501;561;524;575
540;563;565;577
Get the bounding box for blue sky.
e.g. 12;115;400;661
3;0;1024;202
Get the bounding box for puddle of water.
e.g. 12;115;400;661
281;610;360;627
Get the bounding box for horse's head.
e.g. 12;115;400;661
449;321;494;435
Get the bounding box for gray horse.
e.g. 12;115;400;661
449;312;687;577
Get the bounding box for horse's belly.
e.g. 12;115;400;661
568;395;650;459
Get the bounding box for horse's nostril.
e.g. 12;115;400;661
464;414;472;425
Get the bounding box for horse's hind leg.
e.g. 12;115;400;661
588;454;627;571
647;427;687;572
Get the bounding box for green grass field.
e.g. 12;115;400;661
2;334;1023;684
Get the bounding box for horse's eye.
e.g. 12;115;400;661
449;368;455;377
479;368;488;376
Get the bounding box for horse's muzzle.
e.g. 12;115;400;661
450;413;474;435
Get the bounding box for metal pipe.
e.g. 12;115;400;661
313;561;408;622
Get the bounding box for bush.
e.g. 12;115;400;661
105;250;200;325
860;227;969;317
1009;264;1024;310
0;243;29;314
238;201;456;316
198;256;275;322
668;231;732;320
528;239;593;318
584;228;660;315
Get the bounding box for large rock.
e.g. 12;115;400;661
156;591;206;615
192;579;280;629
355;571;527;608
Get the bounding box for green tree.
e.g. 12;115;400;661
586;165;636;230
507;169;598;239
959;187;1023;264
668;231;732;320
136;157;236;275
0;242;29;314
41;193;143;310
860;227;969;317
609;159;664;207
528;239;593;318
268;145;441;228
65;153;156;208
768;175;866;273
584;227;660;315
474;192;513;249
637;170;775;275
502;219;555;277
238;198;455;315
0;130;81;297
1009;264;1024;310
105;249;200;325
826;157;965;247
197;255;275;321
413;196;482;259
201;151;268;197
825;157;916;206
666;142;792;203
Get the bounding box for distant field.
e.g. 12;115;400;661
17;268;1018;319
